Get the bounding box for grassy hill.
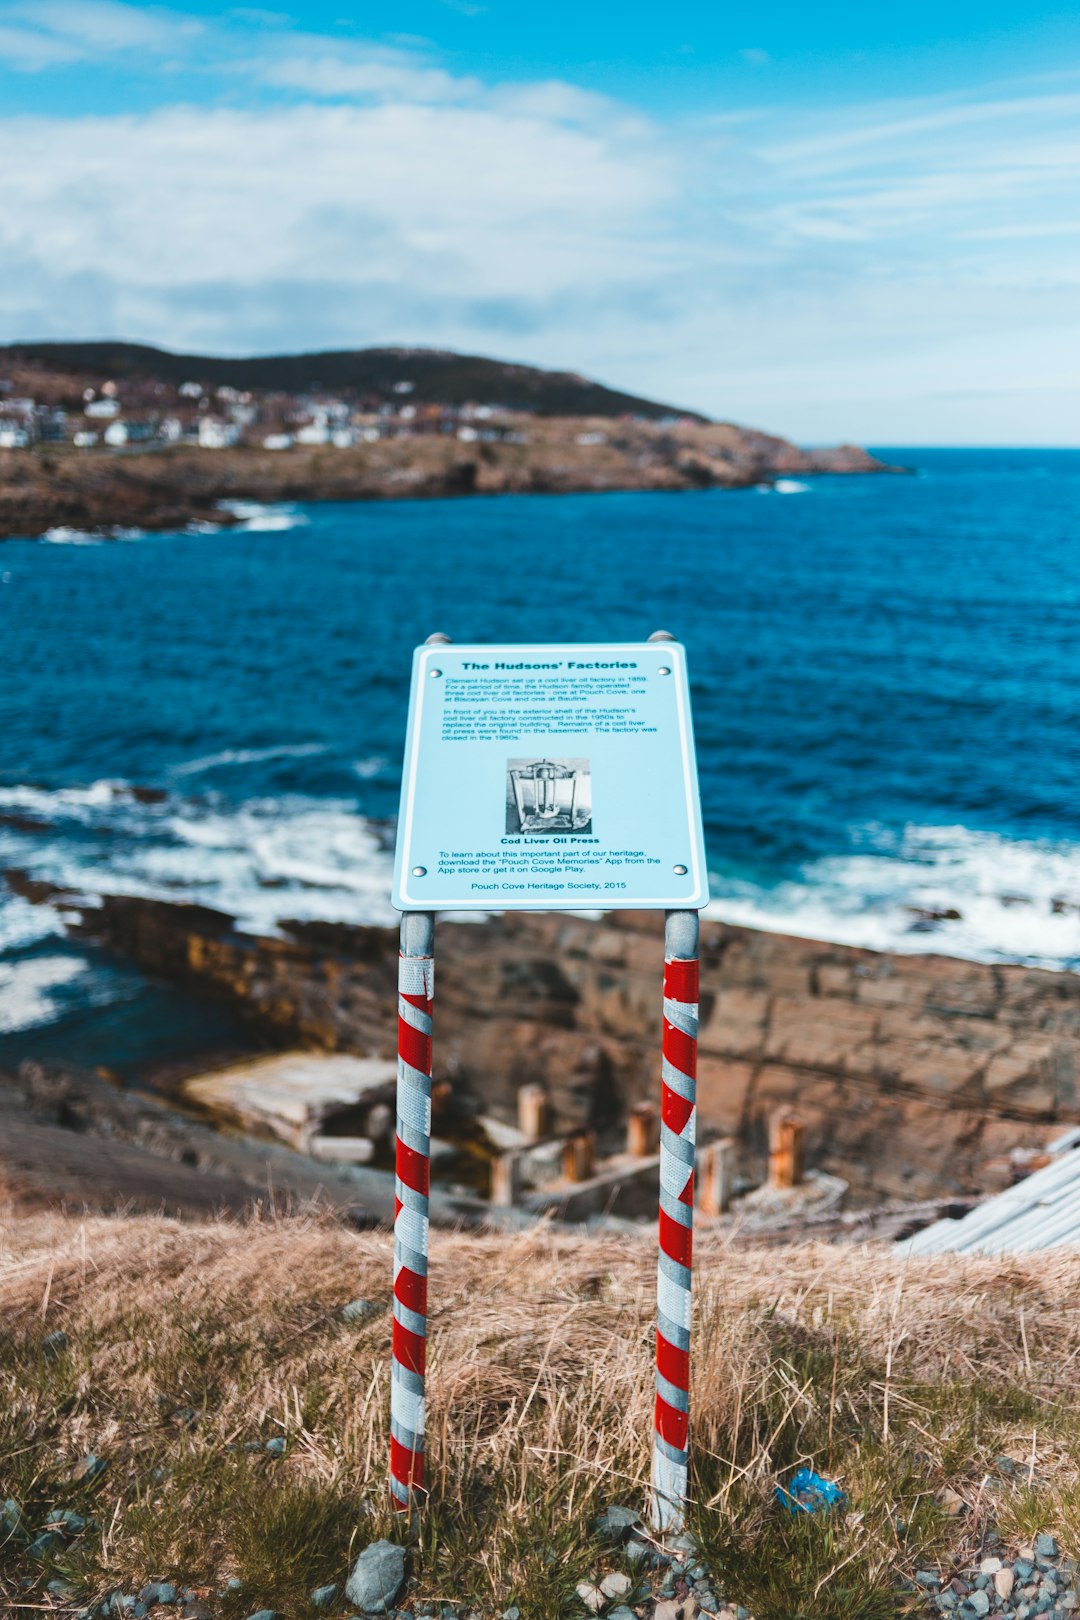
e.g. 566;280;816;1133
1;1213;1075;1619
0;340;706;421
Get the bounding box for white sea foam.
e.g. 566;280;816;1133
40;525;146;543
0;782;397;938
773;479;810;494
0;896;65;953
353;756;389;780
216;500;310;532
0;955;90;1034
4;779;1080;972
41;526;103;545
705;823;1080;969
171;743;327;778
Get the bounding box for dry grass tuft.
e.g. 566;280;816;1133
1;1209;1078;1618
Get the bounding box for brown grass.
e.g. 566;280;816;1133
1;1211;1077;1618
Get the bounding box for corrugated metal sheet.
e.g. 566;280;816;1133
899;1128;1080;1256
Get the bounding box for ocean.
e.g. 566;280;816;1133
2;449;1079;1070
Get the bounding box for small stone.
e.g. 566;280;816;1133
1037;1538;1061;1561
654;1601;700;1620
1018;1565;1037;1582
974;1573;991;1589
576;1582;604;1613
49;1508;88;1535
917;1573;943;1590
594;1504;642;1541
264;1437;287;1456
982;1560;1004;1576
244;1441;263;1453
72;1453;109;1485
341;1298;387;1325
312;1586;340;1610
935;1595;957;1613
42;1329;69;1360
1;1497;22;1535
345;1540;406;1614
501;1609;521;1620
607;1610;637;1620
600;1573;632;1601
969;1594;990;1617
27;1529;62;1560
997;1571;1016;1602
226;1579;243;1592
47;1581;78;1599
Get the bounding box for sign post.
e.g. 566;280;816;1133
391;632;708;1529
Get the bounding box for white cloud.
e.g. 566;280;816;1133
0;0;200;67
0;22;80;67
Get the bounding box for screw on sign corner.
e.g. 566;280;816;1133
390;910;434;1509
651;909;699;1532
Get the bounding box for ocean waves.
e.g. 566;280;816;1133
3;775;1080;991
706;822;1080;969
0;778;397;947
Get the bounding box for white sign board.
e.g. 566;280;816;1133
392;642;709;911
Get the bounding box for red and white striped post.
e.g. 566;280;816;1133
390;907;435;1508
651;907;699;1532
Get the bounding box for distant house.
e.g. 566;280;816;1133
85;398;120;419
296;418;330;446
103;419;158;447
331;427;357;448
262;433;293;450
73;430;99;448
0;424;29;448
198;417;241;449
35;408;68;442
159;417;183;442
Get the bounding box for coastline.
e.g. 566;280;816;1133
3;891;1078;1222
0;419;894;541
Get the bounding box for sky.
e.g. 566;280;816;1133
0;3;1078;444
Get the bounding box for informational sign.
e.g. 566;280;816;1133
392;642;709;911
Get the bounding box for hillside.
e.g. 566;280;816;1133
1;1211;1075;1620
0;340;705;421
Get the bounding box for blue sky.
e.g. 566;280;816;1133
1;2;1078;443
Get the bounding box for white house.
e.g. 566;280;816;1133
0;425;29;448
85;398;120;419
296;417;330;446
198;417;241;449
73;430;100;448
262;433;293;450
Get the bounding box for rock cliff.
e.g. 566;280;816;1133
78;899;1080;1202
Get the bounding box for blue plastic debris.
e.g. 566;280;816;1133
776;1467;846;1515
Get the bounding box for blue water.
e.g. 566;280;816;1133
2;450;1080;1057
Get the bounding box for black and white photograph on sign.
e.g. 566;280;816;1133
506;757;593;836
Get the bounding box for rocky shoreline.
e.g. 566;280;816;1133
0;421;894;541
2;881;1077;1222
